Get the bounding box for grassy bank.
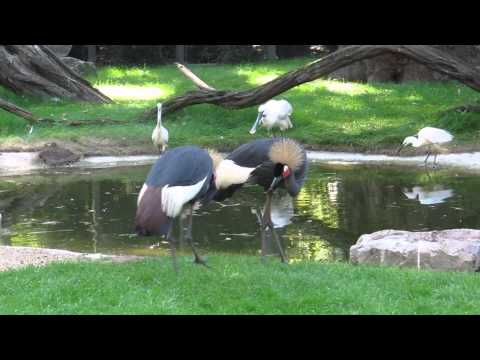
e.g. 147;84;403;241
0;255;479;314
1;58;480;154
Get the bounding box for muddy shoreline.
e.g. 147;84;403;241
2;149;480;177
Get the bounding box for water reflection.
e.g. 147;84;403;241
270;191;294;229
1;164;479;262
403;185;455;205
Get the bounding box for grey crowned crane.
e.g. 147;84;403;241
135;145;217;271
249;99;293;136
207;137;308;263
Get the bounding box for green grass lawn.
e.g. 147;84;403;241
1;256;479;315
1;58;480;153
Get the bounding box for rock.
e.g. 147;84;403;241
60;56;96;76
350;229;480;272
45;45;72;57
38;143;81;167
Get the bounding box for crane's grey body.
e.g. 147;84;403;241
136;146;213;237
145;146;213;190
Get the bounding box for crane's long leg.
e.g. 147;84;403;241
185;204;210;268
262;191;288;263
178;212;185;247
254;206;268;262
166;225;179;274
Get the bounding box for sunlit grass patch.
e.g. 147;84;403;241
1;256;480;314
96;85;174;101
2;58;480;151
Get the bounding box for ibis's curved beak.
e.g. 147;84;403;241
249;112;263;135
268;176;283;192
396;144;405;156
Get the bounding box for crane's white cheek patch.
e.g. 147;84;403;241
161;177;207;218
215;160;256;189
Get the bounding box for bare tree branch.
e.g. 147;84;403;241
143;45;480;120
175;63;216;90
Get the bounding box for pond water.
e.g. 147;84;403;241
1;162;480;262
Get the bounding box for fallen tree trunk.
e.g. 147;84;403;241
0;96;126;127
143;45;480;119
0;45;112;103
0;98;42;125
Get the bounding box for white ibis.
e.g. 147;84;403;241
249;99;293;136
397;127;454;167
207;137;308;262
135;145;216;271
152;103;169;153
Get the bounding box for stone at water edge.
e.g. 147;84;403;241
38;143;81;167
349;229;480;272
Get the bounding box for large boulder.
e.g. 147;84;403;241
38;143;81;167
350;229;480;272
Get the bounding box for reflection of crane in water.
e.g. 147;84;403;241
403;185;454;205
270;191;294;229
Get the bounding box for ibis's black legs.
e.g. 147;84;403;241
433;153;438;169
185;205;210;268
424;151;431;166
166;226;179;274
261;191;288;263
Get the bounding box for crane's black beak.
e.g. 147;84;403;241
268;176;282;192
249;112;263;135
396;144;405;156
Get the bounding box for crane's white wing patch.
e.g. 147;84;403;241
161;176;207;218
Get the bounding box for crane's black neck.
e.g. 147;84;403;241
284;171;301;197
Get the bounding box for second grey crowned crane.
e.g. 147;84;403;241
135;146;216;271
206;137;308;263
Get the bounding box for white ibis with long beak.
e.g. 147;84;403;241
135;146;216;272
397;127;453;167
206;138;308;263
151;103;169;153
249;99;293;136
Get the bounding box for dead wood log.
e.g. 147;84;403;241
0;97;127;127
0;97;58;128
175;63;216;90
143;45;480;119
0;45;112;103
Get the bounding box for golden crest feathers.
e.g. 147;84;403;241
268;138;305;171
206;148;224;170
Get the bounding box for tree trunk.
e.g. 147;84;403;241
176;45;186;63
87;45;97;63
143;45;480;119
0;97;42;125
0;45;111;103
265;45;278;60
